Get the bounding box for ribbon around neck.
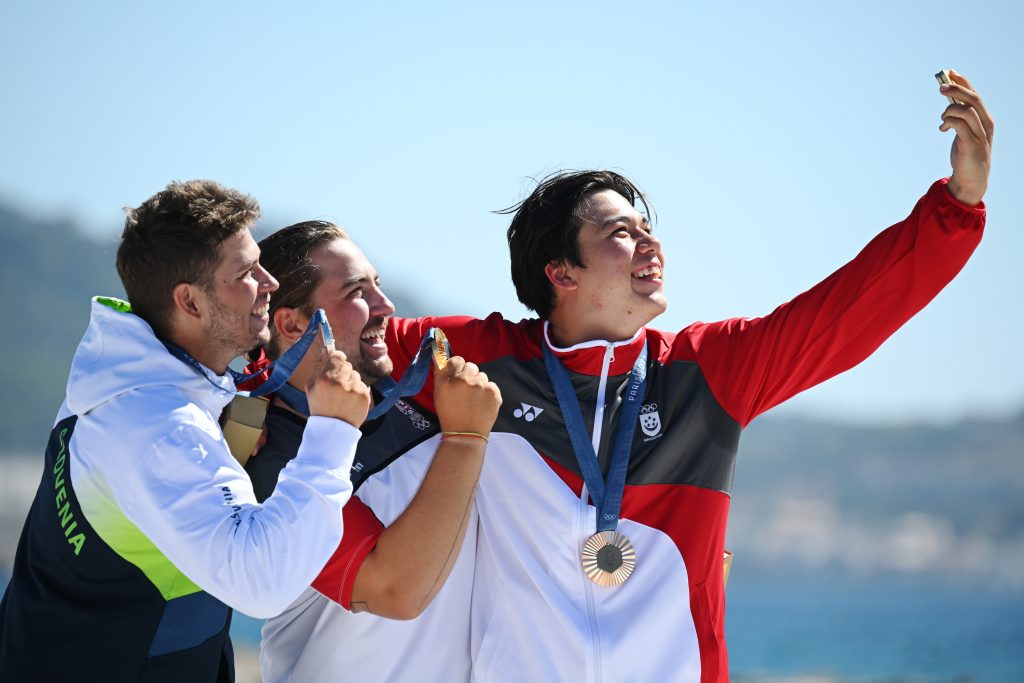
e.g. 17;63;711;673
542;341;649;533
162;309;333;397
267;327;439;421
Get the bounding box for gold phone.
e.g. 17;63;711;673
934;70;964;106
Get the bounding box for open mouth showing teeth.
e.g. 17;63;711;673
633;266;662;280
361;328;386;344
252;304;269;316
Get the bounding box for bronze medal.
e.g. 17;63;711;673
581;531;636;587
431;327;452;370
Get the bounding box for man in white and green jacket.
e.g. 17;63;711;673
0;180;372;682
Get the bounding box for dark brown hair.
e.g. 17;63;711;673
500;170;653;319
256;220;348;358
116;179;260;339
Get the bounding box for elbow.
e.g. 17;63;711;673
361;583;431;621
387;594;429;621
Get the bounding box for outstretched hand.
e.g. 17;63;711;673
939;70;993;206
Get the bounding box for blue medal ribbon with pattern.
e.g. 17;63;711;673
270;327;438;420
163;309;334;397
542;340;648;585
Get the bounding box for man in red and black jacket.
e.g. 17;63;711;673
383;71;993;682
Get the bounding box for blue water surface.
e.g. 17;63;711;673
725;570;1024;682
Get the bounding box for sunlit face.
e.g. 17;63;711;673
563;189;666;331
202;230;279;363
307;238;395;382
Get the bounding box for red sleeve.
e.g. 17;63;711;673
672;178;985;427
310;496;385;610
385;313;541;413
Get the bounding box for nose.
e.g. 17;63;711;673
638;231;662;255
369;284;396;317
256;263;279;293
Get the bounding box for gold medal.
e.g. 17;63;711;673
581;531;636;587
430;327;452;370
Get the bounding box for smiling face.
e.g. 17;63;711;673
307;238;396;382
547;189;666;343
200;229;279;369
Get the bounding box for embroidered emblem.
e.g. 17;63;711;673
639;403;662;438
396;400;432;430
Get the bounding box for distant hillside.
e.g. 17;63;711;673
0;203;429;453
0;205;124;452
730;411;1024;587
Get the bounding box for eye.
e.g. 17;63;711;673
348;287;364;299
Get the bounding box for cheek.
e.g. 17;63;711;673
326;300;369;333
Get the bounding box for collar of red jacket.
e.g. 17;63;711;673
541;321;648;377
238;350;272;392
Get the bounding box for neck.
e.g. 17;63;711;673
546;310;641;348
165;329;230;375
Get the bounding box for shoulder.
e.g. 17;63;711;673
647;319;751;364
390;312;542;362
78;384;219;442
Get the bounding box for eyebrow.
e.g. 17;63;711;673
340;273;378;290
234;256;259;275
601;215;649;228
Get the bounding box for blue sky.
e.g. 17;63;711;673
2;1;1021;423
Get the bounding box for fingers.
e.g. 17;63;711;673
438;355;467;380
940;104;987;144
306;347;353;393
437;356;490;384
940;71;995;142
433;354;503;435
305;349;372;426
434;355;499;396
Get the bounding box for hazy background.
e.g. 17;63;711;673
1;2;1021;681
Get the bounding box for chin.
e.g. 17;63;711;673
251;327;272;350
361;357;394;382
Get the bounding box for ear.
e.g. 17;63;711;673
171;282;204;322
544;260;578;292
273;307;309;348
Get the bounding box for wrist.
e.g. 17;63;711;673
946;175;984;207
441;430;489;443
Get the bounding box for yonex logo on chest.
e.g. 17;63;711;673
512;403;544;422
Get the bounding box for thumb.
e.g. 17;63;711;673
437;355;466;381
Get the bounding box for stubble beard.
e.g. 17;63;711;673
204;291;267;365
349;352;393;386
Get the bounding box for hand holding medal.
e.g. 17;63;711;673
431;329;502;442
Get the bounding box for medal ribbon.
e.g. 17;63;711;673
542;341;648;533
163;309;333;397
264;328;438;421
